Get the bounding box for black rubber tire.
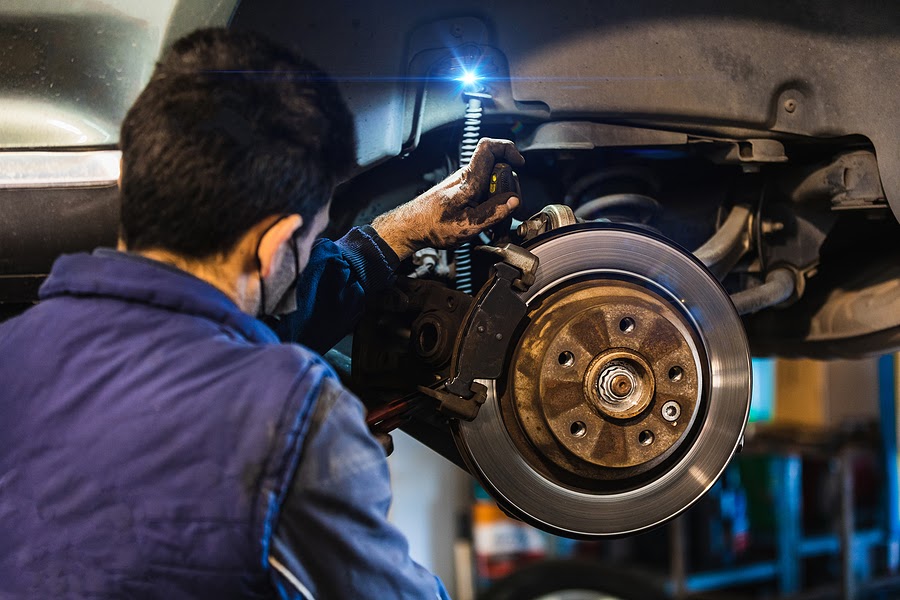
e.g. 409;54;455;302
477;559;669;600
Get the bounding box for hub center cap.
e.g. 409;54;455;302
608;373;634;398
599;364;636;404
586;351;654;420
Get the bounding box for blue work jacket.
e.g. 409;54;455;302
0;226;447;599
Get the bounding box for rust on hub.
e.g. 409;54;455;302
500;277;704;485
586;351;654;420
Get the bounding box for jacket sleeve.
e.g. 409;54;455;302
268;378;449;600
270;225;400;355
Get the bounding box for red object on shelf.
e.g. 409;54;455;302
472;499;548;585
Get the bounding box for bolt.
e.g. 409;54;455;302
476;325;485;333
517;219;542;240
611;374;633;397
597;364;637;405
495;333;503;340
784;99;797;113
662;400;681;422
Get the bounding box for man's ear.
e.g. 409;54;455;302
256;214;303;278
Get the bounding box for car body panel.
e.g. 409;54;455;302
234;0;900;222
0;0;238;149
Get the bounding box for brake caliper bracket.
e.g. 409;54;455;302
420;245;538;421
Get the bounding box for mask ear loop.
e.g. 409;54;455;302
291;229;300;286
255;235;268;319
256;215;289;318
267;230;301;321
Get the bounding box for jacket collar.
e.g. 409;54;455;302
39;249;279;344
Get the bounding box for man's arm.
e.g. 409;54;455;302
268;378;450;599
271;225;399;354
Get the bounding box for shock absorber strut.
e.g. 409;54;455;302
454;92;488;294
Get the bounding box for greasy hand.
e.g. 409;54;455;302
371;138;525;260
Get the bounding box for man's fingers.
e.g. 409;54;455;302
465;138;526;199
465;143;497;198
469;138;525;175
499;141;526;167
467;192;519;230
479;137;526;167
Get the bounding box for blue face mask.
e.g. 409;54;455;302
257;218;300;317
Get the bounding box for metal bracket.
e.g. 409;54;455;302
474;243;539;291
424;246;539;420
695;138;788;165
693;204;754;280
515;204;579;243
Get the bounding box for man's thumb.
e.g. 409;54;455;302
471;192;519;228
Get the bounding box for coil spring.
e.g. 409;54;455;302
455;97;483;294
458;97;483;167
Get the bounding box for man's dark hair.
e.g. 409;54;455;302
119;28;356;258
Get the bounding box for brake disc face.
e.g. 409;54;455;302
507;278;704;488
454;225;751;537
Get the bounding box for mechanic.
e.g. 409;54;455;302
0;28;523;599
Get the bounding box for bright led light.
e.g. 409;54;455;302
456;69;480;86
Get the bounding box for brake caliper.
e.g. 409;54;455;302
419;244;539;420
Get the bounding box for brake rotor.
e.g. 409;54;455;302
453;224;750;537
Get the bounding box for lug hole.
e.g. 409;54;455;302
558;351;575;367
639;430;654;446
668;366;684;382
570;421;587;437
619;317;635;333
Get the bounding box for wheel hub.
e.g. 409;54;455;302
507;278;703;484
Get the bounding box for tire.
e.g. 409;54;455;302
477;559;669;600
